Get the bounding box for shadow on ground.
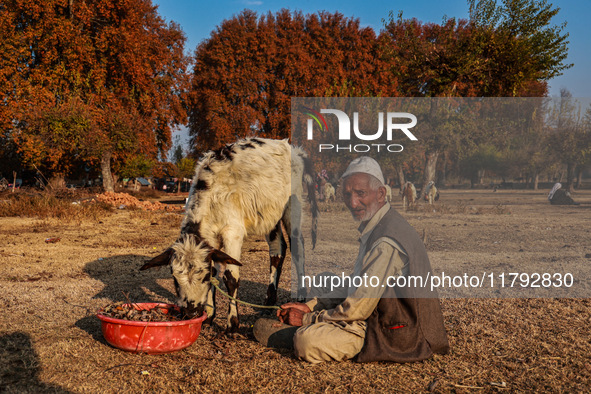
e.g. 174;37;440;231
84;254;175;302
0;332;72;393
83;253;291;306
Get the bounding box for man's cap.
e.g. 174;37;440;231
340;157;385;185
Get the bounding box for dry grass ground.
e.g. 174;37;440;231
1;189;590;392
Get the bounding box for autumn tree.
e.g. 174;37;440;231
177;157;195;178
188;9;393;156
0;0;190;191
119;153;153;190
381;0;570;191
504;98;552;189
381;18;495;193
468;0;572;88
546;90;591;192
383;0;571;98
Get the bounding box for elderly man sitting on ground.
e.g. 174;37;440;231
254;157;449;363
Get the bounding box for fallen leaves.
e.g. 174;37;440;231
95;192;182;211
99;302;190;322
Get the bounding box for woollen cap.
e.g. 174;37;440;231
341;157;385;185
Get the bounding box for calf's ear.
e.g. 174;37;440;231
140;248;174;270
207;249;243;267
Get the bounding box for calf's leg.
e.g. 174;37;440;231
220;229;244;333
265;222;287;306
285;196;307;302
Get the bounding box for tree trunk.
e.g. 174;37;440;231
441;152;447;185
422;151;439;195
533;171;539;190
396;166;405;191
470;171;478;189
101;151;115;192
575;166;583;189
565;162;576;193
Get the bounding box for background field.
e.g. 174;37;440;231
1;189;590;392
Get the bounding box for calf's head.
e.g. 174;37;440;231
140;235;241;318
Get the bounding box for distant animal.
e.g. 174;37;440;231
141;138;318;333
317;170;328;201
423;181;440;205
401;181;417;209
324;182;336;202
385;184;393;203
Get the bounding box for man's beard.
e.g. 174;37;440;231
350;206;379;222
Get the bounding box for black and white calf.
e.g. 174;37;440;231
141;138;318;332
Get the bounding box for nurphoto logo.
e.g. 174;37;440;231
304;106;418;153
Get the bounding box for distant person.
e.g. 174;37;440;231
548;183;578;205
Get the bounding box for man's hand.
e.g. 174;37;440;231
277;302;311;326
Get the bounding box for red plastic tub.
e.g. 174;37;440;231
97;303;207;354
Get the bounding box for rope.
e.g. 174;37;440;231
210;277;281;310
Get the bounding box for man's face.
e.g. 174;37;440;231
342;173;386;222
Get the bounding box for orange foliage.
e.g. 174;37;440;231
188;10;398;155
381;17;548;98
1;0;190;181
